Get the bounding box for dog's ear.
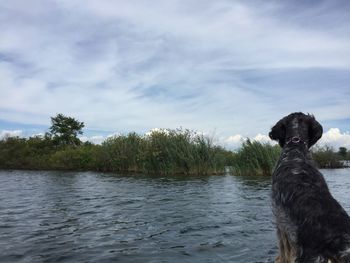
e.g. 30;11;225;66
269;119;286;147
308;116;323;147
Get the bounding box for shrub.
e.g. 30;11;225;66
312;146;343;168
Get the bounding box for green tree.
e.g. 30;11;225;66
338;147;347;159
49;113;84;146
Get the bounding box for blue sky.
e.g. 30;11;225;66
0;0;350;148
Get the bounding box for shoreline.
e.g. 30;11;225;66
1;166;347;176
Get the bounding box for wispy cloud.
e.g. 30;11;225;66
0;0;349;139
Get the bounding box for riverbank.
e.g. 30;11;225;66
0;129;348;176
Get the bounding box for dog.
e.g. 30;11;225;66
269;112;350;263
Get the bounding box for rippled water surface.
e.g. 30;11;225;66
1;169;349;263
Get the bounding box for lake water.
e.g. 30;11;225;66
1;169;349;263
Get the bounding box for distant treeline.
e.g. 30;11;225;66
0;133;348;176
312;146;349;169
0;114;348;176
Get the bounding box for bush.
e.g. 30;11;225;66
312;146;343;168
50;144;102;171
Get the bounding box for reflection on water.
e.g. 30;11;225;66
0;169;349;262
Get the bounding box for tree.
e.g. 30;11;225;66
49;113;84;146
338;147;347;159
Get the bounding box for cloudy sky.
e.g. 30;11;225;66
1;0;350;148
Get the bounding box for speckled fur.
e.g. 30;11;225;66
270;113;350;263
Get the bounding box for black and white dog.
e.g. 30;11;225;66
269;112;350;263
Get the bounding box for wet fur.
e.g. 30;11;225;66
270;113;350;263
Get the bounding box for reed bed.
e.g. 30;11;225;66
0;131;346;175
230;140;281;176
0;129;229;175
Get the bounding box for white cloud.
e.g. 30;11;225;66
253;133;275;144
317;128;350;149
224;134;245;149
224;133;276;149
0;130;23;139
226;134;244;143
145;128;171;136
79;135;105;145
31;133;45;138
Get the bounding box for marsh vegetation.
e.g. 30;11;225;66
0;128;232;175
0;114;348;175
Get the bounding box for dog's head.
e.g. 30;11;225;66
269;112;323;148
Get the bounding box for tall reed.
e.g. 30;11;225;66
231;140;281;176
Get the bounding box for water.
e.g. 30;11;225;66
0;169;349;263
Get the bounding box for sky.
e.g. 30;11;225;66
0;0;350;149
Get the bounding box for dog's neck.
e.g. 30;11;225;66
280;138;313;163
274;143;313;175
